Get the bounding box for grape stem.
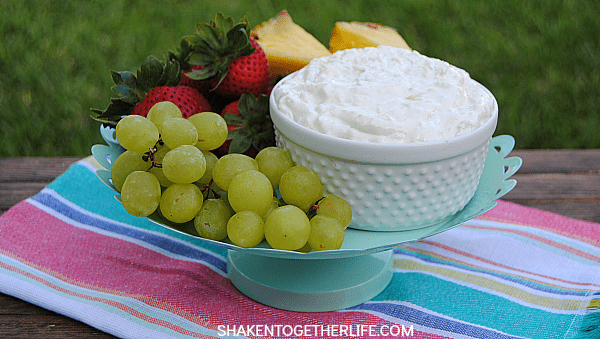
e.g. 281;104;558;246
306;196;325;219
142;140;163;170
201;180;221;200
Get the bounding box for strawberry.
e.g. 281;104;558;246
92;55;211;124
179;65;211;94
132;85;211;118
216;100;244;157
221;99;242;118
178;14;271;99
215;92;275;157
208;37;270;98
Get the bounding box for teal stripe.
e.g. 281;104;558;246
573;312;600;339
0;254;221;338
46;163;228;258
373;272;582;339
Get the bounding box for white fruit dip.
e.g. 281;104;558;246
272;46;495;144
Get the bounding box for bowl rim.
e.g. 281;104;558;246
269;80;498;164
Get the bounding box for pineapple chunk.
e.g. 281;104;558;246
251;10;332;80
329;21;411;53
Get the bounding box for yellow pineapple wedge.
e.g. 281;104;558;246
251;10;332;80
329;21;412;53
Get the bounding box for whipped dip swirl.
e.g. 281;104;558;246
272;46;495;144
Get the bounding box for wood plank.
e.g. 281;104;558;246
503;173;600;200
0;151;598;181
0;294;54;315
0;157;81;182
0;315;117;338
0;182;48;213
0;295;117;338
511;149;600;174
502;200;600;223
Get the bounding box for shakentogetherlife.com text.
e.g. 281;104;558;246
217;324;415;337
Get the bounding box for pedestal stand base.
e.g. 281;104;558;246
227;249;394;312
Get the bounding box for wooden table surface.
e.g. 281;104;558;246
0;150;599;338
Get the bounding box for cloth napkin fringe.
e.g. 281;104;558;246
574;299;600;339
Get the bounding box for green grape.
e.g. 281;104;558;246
255;147;295;190
160;183;203;223
148;147;174;187
161;117;198;149
194;199;232;241
195;150;218;185
110;151;151;192
227;211;265;248
279;166;323;212
116;115;159;154
146;101;182;134
295;241;313;253
316;194;353;229
187;112;229;151
228;170;273;218
211;153;258;191
308;215;345;251
120;171;161;217
162;145;206;184
264;205;310;251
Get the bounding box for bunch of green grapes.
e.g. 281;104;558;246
263;162;352;252
112;104;353;252
208;146;353;252
112;102;228;224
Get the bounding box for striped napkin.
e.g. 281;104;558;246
0;156;598;339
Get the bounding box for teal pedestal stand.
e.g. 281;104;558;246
227;249;394;312
92;128;522;313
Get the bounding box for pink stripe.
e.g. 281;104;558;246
481;201;600;245
0;202;449;338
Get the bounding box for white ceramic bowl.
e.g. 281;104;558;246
269;81;498;231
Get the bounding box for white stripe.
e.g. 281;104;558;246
412;229;600;288
76;158;102;173
400;240;599;290
466;218;600;257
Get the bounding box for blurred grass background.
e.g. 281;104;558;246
1;0;599;157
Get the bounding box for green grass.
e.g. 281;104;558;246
1;0;599;157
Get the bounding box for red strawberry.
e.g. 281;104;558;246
221;99;242;117
209;38;270;98
180;14;271;100
215;92;274;158
92;56;184;126
215;99;249;157
132;86;212;118
179;65;211;94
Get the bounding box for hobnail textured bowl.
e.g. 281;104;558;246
269;81;499;232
